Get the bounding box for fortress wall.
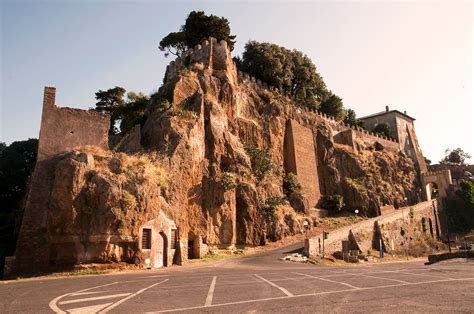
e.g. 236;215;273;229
37;87;109;161
284;119;321;207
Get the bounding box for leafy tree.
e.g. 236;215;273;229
0;142;6;155
424;157;432;166
441;148;472;165
246;145;274;180
343;108;364;127
118;92;150;134
372;123;391;138
159;11;236;57
283;173;302;197
94;86;126;135
238;41;329;109
319;93;346;121
0;139;38;277
159;32;187;57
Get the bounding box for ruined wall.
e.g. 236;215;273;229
422;170;453;200
37;87;110;161
284;119;321;207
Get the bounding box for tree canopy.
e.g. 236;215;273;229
0;139;38;276
441;148;472;165
343;108;364;127
319;93;346;121
159;10;236;57
94;86;126;135
372;123;391;138
237;41;330;110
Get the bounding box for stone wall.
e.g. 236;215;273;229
37;87;110;161
284;119;321;207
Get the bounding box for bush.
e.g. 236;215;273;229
221;172;236;191
283;173;302;197
261;196;287;221
246;145;274;180
320;194;345;212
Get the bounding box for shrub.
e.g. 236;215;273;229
261;196;287;221
421;217;427;232
283;173;302;196
221;172;236;191
245;145;274;180
320;194;345;212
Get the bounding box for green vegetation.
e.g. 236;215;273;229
446;179;474;234
94;87;150;136
283;173;302;197
372;123;391;138
236;41;330;110
320;194;345;212
440;148;472;165
343;108;364;127
0;139;38;277
319;93;346;121
261;196;287;221
220;172;237;191
421;217;427;232
159;10;236;57
245;145;274;180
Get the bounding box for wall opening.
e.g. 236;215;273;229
188;240;194;259
142;228;152;249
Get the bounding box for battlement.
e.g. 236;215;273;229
422;169;451;178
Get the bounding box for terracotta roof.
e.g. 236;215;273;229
359;110;416;121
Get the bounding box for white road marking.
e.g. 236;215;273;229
254;274;294;297
205;276;217;306
49;282;119;314
98;279;169;313
359;274;410;284
70;291;107;296
59;293;131;305
67;302;113;314
399;270;454;280
294;272;361;290
146;277;474;313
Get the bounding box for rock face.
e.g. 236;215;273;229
11;38;424;275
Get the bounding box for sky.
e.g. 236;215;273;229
1;0;472;163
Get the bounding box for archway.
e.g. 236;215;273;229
425;182;439;201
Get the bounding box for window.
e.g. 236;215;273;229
142;228;151;249
170;229;178;249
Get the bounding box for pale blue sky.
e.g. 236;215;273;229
1;1;472;163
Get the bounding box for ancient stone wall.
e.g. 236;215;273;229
421;170;453;200
284;119;321;207
37;87;109;161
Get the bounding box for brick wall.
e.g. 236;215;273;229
284;119;321;207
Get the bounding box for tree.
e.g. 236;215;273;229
0;139;38;277
159;11;236;57
319;93;346;121
118;92;150;134
238;41;329;110
343;108;364;127
372;123;391;138
94;86;126;135
441;148;472;165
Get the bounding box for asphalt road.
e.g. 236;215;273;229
1;243;473;313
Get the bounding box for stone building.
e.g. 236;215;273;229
359;106;427;173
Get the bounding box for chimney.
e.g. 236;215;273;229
385;105;389;112
404;110;407;115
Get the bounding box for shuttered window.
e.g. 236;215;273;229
142;228;151;249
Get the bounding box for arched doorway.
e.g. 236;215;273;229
153;232;168;268
425;183;439;201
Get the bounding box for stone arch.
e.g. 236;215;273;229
421;170;452;201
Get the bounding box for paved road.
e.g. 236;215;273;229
1;243;473;313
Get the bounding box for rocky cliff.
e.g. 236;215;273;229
11;38;423;273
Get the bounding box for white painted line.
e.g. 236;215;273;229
294;272;360;290
399;271;454;280
67;302;113;314
205;276;217;306
59;293;131;305
70;291;107;296
254;274;294;297
98;279;169;313
49;282;119;314
359;274;410;284
146;277;474;313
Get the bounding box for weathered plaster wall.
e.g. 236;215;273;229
37;87;109;161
